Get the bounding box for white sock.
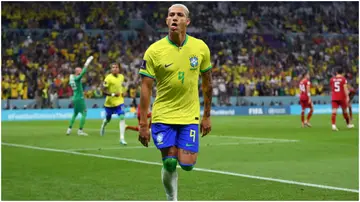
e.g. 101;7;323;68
102;119;108;128
161;167;178;201
119;119;126;141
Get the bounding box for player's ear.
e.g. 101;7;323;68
186;18;191;26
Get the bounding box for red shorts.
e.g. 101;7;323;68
300;99;312;109
332;100;347;109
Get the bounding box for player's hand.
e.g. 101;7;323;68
114;92;120;97
308;99;312;104
200;117;211;137
84;56;94;67
346;96;350;104
138;125;151;147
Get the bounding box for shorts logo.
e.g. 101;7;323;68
156;133;164;145
189;55;198;70
140;60;147;70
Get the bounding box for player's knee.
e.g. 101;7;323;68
163;157;177;172
179;162;195;171
119;114;125;120
106;115;112;122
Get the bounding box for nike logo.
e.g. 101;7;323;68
165;63;173;68
186;143;194;147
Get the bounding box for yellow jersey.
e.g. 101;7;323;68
103;73;125;107
139;34;212;124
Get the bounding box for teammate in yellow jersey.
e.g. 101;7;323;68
100;63;127;145
138;4;213;201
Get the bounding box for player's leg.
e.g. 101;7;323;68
305;102;314;127
117;104;127;145
341;101;353;128
77;100;88;136
67;101;79;135
331;101;339;131
100;107;113;136
300;101;306;127
126;116;140;132
152;123;178;201
348;104;353;123
126;126;139;131
176;124;199;171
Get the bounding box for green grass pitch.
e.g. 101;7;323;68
1;115;359;200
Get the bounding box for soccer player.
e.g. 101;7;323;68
330;67;354;131
100;63;127;145
138;4;213;201
299;72;314;127
66;56;94;136
125;105;152;132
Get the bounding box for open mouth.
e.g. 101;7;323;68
170;23;178;30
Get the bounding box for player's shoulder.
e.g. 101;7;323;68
104;73;115;81
146;37;169;52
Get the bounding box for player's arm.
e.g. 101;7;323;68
306;81;312;103
75;56;93;81
102;78;120;97
138;48;156;128
200;42;213;136
200;42;213;119
139;77;154;128
201;70;212;118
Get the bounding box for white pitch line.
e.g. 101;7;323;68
2;142;358;193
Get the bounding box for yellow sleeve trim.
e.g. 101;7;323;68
200;66;212;73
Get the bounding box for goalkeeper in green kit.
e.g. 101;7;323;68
66;56;94;136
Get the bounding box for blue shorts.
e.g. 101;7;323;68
104;104;125;117
151;123;199;153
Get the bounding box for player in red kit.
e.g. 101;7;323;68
329;67;354;131
299;72;314;127
126;105;152;132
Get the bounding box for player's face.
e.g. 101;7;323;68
111;64;120;75
166;6;190;34
75;67;82;75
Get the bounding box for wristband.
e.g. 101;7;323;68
111;93;115;97
307;93;311;97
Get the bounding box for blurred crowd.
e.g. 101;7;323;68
1;2;358;107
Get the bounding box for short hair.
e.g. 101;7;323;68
335;66;344;74
110;63;119;68
302;71;309;78
168;4;190;18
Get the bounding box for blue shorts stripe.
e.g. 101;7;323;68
179;162;196;167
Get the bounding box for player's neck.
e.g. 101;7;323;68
168;32;186;47
112;73;118;77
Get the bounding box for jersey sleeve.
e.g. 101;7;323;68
200;41;212;73
103;75;110;88
75;67;87;81
139;48;156;79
